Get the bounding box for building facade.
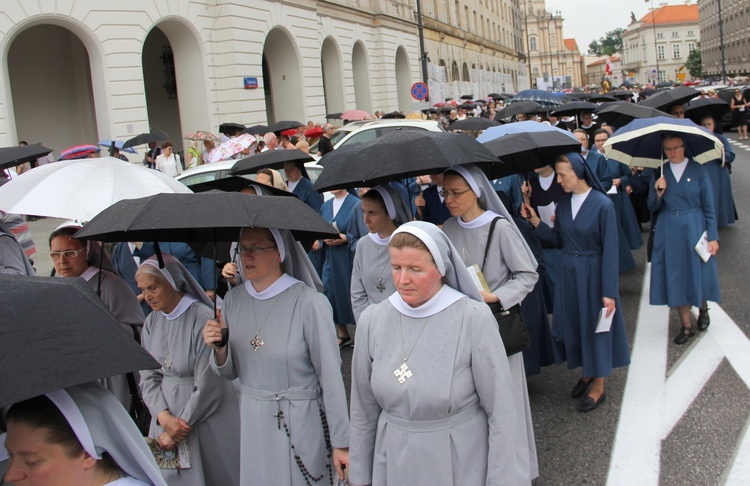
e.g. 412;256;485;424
622;2;700;85
698;0;750;78
521;0;584;90
586;55;623;88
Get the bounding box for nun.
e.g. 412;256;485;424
439;164;539;481
203;227;350;485
350;185;412;323
699;115;737;228
136;254;241;485
523;152;630;412
349;221;522;485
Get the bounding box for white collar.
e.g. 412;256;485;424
80;266;99;282
244;273;300;300
367;232;391;246
388;285;465;318
581;122;595;129
163;295;199;321
457;210;502;229
572;188;592;199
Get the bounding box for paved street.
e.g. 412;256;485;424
26;136;750;484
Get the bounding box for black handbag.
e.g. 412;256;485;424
127;325;152;436
482;218;530;356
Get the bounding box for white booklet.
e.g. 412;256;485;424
537;202;556;228
595;307;614;333
695;230;711;263
607;185;618;195
467;264;491;293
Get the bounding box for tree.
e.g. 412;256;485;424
587;28;624;56
685;42;703;78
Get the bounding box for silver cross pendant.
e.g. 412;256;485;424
394;362;412;384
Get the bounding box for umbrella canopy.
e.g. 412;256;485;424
585;94;617;103
0;275;160;407
460;94;474;100
218;122;245;135
97;140;138;154
312;130;499;192
0;156;192;221
511;89;564;108
0;144;54;170
340;110;372;121
448;118;500;131
184;131;220;142
326;112;343;120
188;176;297;197
304;126;324;138
122;129;170;149
610;90;635;100
477;120;579;143
548;101;598;118
242;124;269;136
594;102;675;129
638;86;700;112
603;116;724;168
380;111;406;119
267;120;304;133
208;134;257;163
481;131;582;177
74;192;339;242
59;144;100;161
494;101;542;120
228;148;314;176
684;97;731;124
458;103;475;110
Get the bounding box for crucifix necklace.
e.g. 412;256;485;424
393;314;432;384
250;294;281;351
375;244;390;293
162;320;180;370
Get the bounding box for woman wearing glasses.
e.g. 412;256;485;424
649;134;720;344
203;227;349;485
439;165;540;482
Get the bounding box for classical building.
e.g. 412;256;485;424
622;2;700;85
0;0;521;153
698;0;750;78
521;0;584;90
586;55;624;88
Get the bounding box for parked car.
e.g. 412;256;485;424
176;159;323;188
717;85;750;131
309;119;444;157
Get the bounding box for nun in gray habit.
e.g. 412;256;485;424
349;221;523;486
137;254;240;485
350;185;412;323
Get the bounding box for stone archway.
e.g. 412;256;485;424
321;37;345;116
394;47;411;113
262;28;304;124
352;41;372;113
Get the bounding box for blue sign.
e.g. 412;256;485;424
411;82;429;101
244;77;258;89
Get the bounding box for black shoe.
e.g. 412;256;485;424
697;309;710;331
578;393;606;413
571;378;593;399
673;326;695;345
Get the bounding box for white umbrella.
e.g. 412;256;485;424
0;156;192;221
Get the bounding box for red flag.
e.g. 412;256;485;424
605;57;613;76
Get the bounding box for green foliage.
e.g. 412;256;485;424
685;42;703;78
587;28;624;56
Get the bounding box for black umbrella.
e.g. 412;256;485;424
241;124;269;136
548;101;598;118
488;93;503;99
638;86;700;112
458;103;476;110
122;129;170;149
186;177;298;198
460;94;474;100
594;102;675;129
586;94;617;103
684;97;731;124
380;111;406;119
312;130;500;191
440;106;454;114
0;275;160;407
448;118;500;131
218;122;246;135
326;113;343;120
228;149;314;176
494;101;542;120
0;143;53;170
481;131;582;177
267;120;304;133
610;90;635;100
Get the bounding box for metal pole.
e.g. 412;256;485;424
650;0;660;83
524;0;533;88
415;0;428;88
717;0;727;83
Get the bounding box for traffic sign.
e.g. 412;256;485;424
411;101;430;111
648;69;658;81
411;82;429;101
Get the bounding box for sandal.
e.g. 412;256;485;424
338;335;352;349
673;326;695;345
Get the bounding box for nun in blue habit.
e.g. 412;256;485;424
523;152;630;413
699;114;737;228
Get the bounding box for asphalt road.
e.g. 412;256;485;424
25;136;750;484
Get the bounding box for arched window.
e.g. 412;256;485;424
529;36;537;51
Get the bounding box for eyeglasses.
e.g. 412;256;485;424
664;145;684;153
238;245;276;256
49;248;85;260
440;188;473;199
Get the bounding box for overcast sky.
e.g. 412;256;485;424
543;0;692;55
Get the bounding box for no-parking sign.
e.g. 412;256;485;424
411;82;429;101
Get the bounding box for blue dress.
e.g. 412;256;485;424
420;185;452;225
490;175;523;214
648;161;720;307
320;193;359;324
604;159;640;275
291;177;325;275
704;134;736;228
534;190;631;377
585;151;613;192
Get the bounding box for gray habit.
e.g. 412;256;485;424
442;216;539;482
350;235;395;323
349;297;523;485
211;281;350;485
0;226;34;275
140;301;241;485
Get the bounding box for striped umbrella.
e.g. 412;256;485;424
58;144;100;161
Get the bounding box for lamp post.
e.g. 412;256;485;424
648;0;660;83
523;0;533;89
717;0;727;84
415;0;429;87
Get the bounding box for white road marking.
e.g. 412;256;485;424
607;264;750;485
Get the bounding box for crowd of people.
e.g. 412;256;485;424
0;86;734;485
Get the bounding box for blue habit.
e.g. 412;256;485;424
111;242;155;317
605;159;641;275
648;161;720;308
704;134;736;228
585;151;613;192
320;193;359;324
291;177;325;275
534;190;630;377
420;184;452;225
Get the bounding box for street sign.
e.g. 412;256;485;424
648;69;657;82
677;72;686;82
411;101;430;111
411;82;429;101
244;77;258;89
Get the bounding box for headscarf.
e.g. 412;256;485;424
267;168;289;191
371;185;412;226
45;382;167;486
443;164;538;268
136;253;213;308
561;151;606;194
54;220;118;275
